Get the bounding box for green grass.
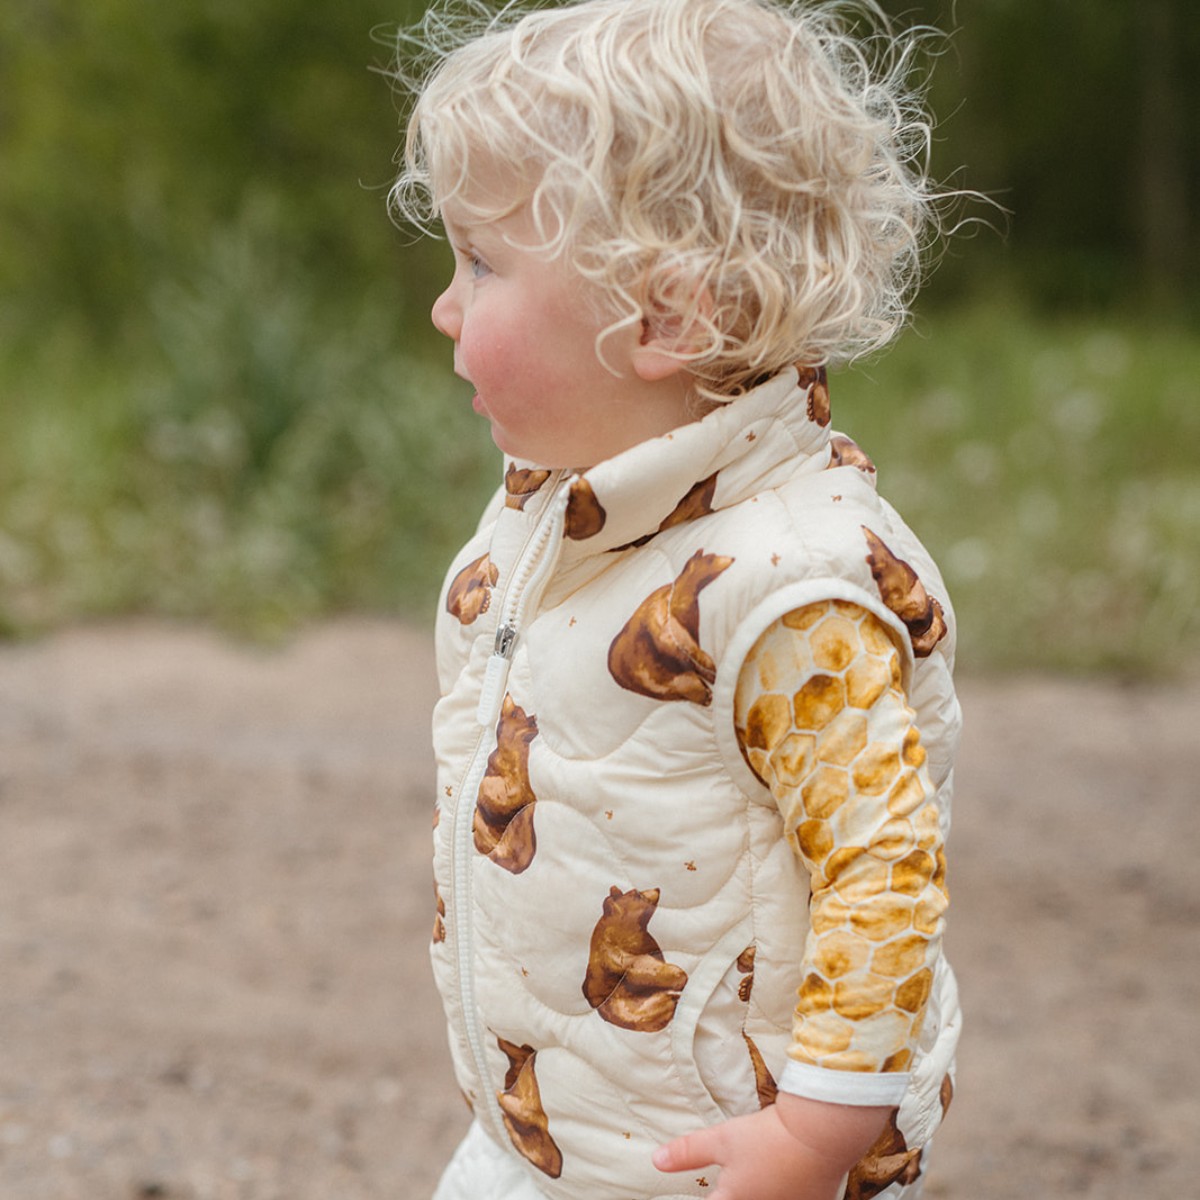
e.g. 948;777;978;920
0;219;499;640
1;245;1197;674
837;302;1200;675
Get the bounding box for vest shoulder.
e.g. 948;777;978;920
667;468;903;577
643;470;955;672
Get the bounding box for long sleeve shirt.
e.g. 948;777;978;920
734;598;948;1104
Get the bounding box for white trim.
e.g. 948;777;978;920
778;1060;910;1107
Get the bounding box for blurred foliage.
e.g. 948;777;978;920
837;306;1200;676
2;272;1196;673
0;0;1197;672
1;0;1197;341
0;205;496;638
0;0;436;342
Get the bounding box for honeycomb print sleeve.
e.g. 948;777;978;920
734;600;948;1091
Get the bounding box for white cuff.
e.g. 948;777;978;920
778;1060;910;1107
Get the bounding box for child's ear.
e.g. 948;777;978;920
629;324;688;382
628;284;713;382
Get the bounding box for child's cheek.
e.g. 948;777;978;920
462;320;536;401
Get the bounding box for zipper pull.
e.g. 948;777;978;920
476;622;518;728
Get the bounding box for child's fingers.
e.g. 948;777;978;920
652;1129;720;1173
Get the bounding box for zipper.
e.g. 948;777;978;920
473;492;566;727
475;620;519;727
450;475;568;1142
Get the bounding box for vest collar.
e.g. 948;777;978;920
505;365;839;560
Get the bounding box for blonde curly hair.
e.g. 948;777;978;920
391;0;945;402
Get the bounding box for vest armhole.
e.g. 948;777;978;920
710;578;916;804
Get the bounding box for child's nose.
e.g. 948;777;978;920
431;286;461;341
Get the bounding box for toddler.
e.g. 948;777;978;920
392;1;962;1197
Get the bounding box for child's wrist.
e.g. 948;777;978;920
772;1092;892;1174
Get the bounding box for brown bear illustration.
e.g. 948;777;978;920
505;464;553;510
737;945;756;1003
582;886;689;1032
432;881;446;944
843;1072;951;1200
862;528;948;658
743;1033;779;1109
829;435;877;475
613;472;719;552
474;694;539;874
939;1071;954;1114
496;1038;563;1179
797;364;831;427
446;554;500;625
842;1111;923;1200
564;478;607;540
660;472;719;532
608;550;734;705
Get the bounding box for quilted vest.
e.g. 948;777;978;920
430;366;962;1199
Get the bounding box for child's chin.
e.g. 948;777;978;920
489;427;521;458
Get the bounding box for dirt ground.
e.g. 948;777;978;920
1;619;1197;1200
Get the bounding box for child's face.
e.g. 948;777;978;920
431;197;695;470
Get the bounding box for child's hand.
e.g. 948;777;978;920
652;1093;891;1200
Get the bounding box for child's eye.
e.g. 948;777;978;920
453;242;491;279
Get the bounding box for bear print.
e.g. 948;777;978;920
432;881;446;945
797;364;831;427
474;694;539;874
659;472;719;533
737;945;756;1003
564;478;607;540
505;464;553;510
613;472;719;552
842;1110;924;1200
843;1072;953;1200
446;554;500;625
582;886;689;1032
743;1033;779;1109
939;1071;954;1114
495;1038;563;1179
608;550;734;705
828;435;877;475
862;528;948;658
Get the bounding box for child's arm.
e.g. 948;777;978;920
656;599;946;1199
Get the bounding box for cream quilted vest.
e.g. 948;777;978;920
430;367;962;1199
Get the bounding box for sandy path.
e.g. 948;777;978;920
1;621;1196;1199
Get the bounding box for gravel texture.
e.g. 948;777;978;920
1;620;1196;1199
